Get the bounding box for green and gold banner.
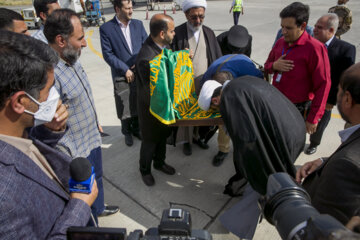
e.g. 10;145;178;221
149;48;220;125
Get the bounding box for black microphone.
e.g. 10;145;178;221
69;157;95;193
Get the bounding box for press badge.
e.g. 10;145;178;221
275;73;282;83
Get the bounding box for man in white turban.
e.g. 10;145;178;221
182;0;207;13
199;80;234;112
171;0;222;157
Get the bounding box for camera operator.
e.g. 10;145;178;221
0;31;98;239
296;62;360;225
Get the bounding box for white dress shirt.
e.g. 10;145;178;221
116;16;133;54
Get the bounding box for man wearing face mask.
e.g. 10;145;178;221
44;9;119;220
0;31;98;239
171;0;222;156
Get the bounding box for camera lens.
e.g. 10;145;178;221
263;173;320;240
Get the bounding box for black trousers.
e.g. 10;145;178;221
121;117;140;136
294;101;311;120
139;138;167;175
233;11;240;25
198;126;218;143
309;109;332;146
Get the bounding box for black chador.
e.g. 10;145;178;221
220;76;306;195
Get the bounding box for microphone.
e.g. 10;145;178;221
69;157;95;193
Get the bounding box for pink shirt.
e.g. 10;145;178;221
265;31;331;124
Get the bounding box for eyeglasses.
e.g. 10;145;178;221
189;15;205;20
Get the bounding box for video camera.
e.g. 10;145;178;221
67;208;212;240
260;173;360;240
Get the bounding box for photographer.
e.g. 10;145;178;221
0;31;98;239
296;62;360;225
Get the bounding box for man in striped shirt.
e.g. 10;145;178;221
44;9;119;220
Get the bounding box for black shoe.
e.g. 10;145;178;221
133;131;142;140
183;142;192;156
154;163;176;175
141;173;155;186
223;177;247;197
305;145;317;155
98;205;120;217
193;138;209;149
125;134;133;146
212;151;228;167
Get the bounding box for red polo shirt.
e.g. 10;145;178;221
265;31;331;124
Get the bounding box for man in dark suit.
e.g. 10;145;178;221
135;14;176;186
0;31;98;239
296;62;360;225
100;0;147;146
305;13;356;154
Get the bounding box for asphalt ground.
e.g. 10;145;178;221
7;0;360;239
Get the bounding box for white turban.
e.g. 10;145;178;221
198;80;222;111
182;0;207;12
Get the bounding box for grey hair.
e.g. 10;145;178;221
323;13;339;31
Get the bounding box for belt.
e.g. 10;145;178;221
294;101;311;120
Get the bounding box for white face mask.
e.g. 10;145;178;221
24;86;60;126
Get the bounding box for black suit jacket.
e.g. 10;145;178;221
326;37;356;105
135;37;171;142
303;127;360;224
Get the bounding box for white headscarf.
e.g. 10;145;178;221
198;80;222;111
182;0;207;12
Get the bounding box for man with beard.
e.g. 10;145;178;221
296;62;360;225
44;9;119;220
100;0;147;146
171;0;222;156
135;14;176;186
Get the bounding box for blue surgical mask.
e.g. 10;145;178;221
24;86;60;126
